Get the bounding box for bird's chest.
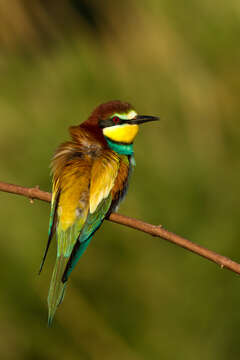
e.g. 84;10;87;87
110;154;135;213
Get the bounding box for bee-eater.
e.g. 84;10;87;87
39;100;159;325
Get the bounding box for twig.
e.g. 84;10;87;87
0;180;240;276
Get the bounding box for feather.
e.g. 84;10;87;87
90;150;119;213
38;187;59;274
47;254;68;326
62;193;113;282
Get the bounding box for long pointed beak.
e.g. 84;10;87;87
130;115;160;125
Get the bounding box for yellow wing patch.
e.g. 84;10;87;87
90;150;120;213
57;157;92;231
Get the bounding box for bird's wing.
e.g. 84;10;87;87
47;153;93;324
39;151;92;274
38;180;60;274
62;149;120;282
56;154;93;256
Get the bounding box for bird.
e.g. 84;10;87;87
39;100;159;325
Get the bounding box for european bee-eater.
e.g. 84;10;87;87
39;100;159;325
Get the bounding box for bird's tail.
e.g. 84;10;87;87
47;255;69;326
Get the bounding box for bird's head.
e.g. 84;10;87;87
84;100;159;144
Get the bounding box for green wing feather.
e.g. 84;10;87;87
47;204;90;325
62;194;113;283
39;190;59;274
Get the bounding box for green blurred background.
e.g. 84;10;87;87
1;1;240;359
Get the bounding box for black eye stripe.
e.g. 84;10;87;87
99;117;124;128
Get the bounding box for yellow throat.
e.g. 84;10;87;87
103;124;139;143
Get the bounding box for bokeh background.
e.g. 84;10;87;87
1;1;240;359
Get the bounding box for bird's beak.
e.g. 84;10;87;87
129;115;160;125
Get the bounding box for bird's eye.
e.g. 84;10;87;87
112;116;120;124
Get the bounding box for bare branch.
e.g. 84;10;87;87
0;180;240;276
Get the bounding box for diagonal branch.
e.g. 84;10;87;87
0;180;240;276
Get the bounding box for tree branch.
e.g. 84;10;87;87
0;180;240;276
